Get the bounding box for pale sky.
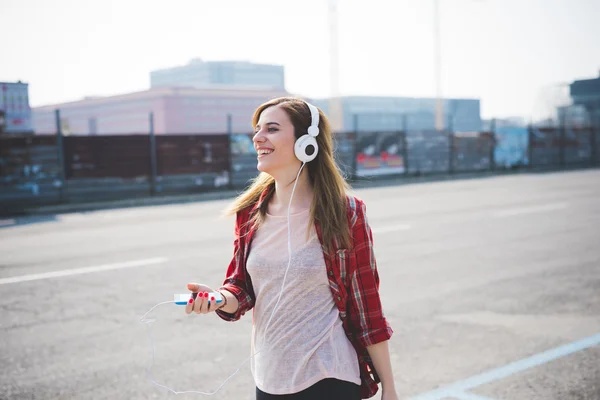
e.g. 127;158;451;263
1;0;599;119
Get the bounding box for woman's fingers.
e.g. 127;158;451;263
187;283;200;292
200;292;211;313
207;293;218;313
185;295;194;314
193;292;205;314
185;288;219;315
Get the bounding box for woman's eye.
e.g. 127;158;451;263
268;127;278;133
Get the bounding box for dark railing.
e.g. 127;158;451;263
1;125;598;213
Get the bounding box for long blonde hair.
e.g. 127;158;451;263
225;97;352;253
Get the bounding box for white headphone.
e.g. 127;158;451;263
294;101;320;163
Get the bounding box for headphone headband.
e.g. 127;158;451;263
305;102;320;137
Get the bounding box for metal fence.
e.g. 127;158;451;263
1;125;598;213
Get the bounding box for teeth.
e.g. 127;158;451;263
258;149;273;155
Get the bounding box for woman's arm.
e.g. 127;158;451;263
347;198;396;397
366;340;398;398
214;211;255;321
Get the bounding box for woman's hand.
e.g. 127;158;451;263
185;283;222;315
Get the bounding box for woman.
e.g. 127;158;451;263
185;97;397;400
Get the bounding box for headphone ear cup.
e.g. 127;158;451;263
294;135;319;163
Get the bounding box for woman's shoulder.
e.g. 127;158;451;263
344;194;367;228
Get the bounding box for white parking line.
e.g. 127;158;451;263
0;258;169;285
373;224;412;234
492;203;568;218
409;332;600;400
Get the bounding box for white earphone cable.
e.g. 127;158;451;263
140;162;307;395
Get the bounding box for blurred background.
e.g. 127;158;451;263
0;0;599;211
0;1;599;399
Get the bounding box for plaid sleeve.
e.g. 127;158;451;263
348;199;393;347
215;212;255;322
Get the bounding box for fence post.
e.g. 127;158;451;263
448;131;455;174
54;109;66;202
592;114;599;166
559;111;566;168
351;114;359;180
226;114;234;189
528;124;534;168
490;118;496;171
402;114;409;176
148;112;158;195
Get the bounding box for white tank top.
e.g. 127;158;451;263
246;208;361;395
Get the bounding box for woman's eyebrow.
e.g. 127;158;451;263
255;122;281;129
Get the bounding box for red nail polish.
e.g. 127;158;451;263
188;298;194;304
204;292;209;298
211;296;215;301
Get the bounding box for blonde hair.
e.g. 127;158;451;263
225;97;352;253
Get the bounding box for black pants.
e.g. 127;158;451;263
256;378;361;400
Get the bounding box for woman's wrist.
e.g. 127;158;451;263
216;289;228;310
216;289;239;314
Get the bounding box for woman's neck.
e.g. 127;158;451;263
270;167;313;215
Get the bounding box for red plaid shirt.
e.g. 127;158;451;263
216;188;393;399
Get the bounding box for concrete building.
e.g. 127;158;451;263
32;86;289;135
150;59;285;91
570;72;600;125
0;81;33;134
312;96;482;133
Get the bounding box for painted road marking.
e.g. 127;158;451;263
410;332;600;400
0;258;168;285
492;202;568;218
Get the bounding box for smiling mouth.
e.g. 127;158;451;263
257;149;274;158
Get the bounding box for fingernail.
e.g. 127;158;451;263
211;296;215;301
204;292;209;298
188;298;193;304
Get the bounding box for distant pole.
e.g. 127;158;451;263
226;113;234;189
434;0;444;132
559;108;566;168
149;112;158;195
328;0;343;132
527;124;534;168
402;114;409;176
592;111;599;165
448;131;455;174
432;0;485;132
351;113;359;179
54;109;66;202
490;118;497;170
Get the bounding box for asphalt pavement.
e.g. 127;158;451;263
1;169;599;400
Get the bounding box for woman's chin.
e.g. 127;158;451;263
256;162;270;174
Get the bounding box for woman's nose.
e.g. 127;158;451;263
253;129;266;143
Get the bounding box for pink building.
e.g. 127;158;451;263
33;86;290;135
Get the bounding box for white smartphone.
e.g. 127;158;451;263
174;292;223;306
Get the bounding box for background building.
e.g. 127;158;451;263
311;96;482;133
0;81;33;134
32;86;289;135
150;59;285;91
570;72;600;126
